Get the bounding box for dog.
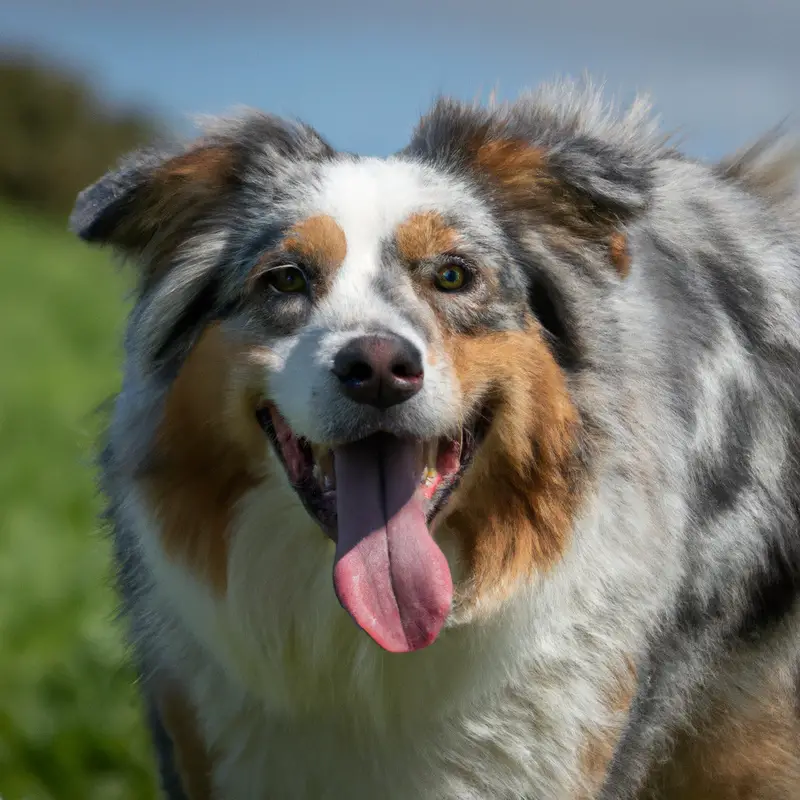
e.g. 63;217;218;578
70;80;800;798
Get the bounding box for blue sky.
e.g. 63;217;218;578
3;0;799;159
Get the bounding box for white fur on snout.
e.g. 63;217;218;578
268;321;458;444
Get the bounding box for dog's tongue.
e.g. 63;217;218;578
333;434;453;653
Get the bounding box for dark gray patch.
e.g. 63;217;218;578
697;235;768;350
150;274;223;371
69;145;182;244
640;234;717;426
736;393;800;638
738;530;800;638
689;379;755;524
243;290;313;338
145;694;190;800
100;445;188;798
544;133;654;218
524;265;579;367
235;223;289;274
795;661;800;718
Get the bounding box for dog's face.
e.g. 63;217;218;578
73;95;652;654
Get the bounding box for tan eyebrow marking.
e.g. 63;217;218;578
395;211;457;262
282;214;347;270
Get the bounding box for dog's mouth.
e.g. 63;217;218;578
255;404;489;654
255;407;485;535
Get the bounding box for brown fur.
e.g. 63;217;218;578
473;138;547;205
157;678;214;800
143;323;264;591
609;232;631;277
474;138;606;238
395;211;458;262
112;144;240;282
472;136;630;274
283;214;348;271
644;675;800;799
248;214;348;296
438;325;581;607
578;659;638;798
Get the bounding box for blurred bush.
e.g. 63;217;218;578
0;50;157;220
0;50;159;799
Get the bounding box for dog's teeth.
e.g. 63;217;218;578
415;440;427;473
424;439;438;471
309;445;336;490
319;449;335;490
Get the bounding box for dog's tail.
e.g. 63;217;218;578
717;123;800;211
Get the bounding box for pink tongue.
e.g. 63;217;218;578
333;434;453;653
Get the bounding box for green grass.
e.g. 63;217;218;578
0;206;158;799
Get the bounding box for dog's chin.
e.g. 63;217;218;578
254;404;490;541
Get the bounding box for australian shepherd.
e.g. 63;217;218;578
71;80;800;798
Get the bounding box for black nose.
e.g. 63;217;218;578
331;334;424;409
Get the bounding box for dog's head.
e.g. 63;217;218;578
73;84;658;654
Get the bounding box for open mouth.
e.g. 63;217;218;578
255;406;483;538
255;404;489;654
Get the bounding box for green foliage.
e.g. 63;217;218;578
0;205;158;799
0;51;157;220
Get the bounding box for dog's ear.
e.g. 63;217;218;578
406;93;659;277
70;113;335;279
70;142;240;260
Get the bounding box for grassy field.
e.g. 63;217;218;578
0;205;158;799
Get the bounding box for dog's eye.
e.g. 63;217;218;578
434;263;467;292
267;266;308;294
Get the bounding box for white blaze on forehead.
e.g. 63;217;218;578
308;157;450;338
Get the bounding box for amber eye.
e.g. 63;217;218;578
267;266;308;294
434;263;467;292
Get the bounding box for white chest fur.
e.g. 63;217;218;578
128;478;664;800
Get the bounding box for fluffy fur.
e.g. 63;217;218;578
71;79;800;798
